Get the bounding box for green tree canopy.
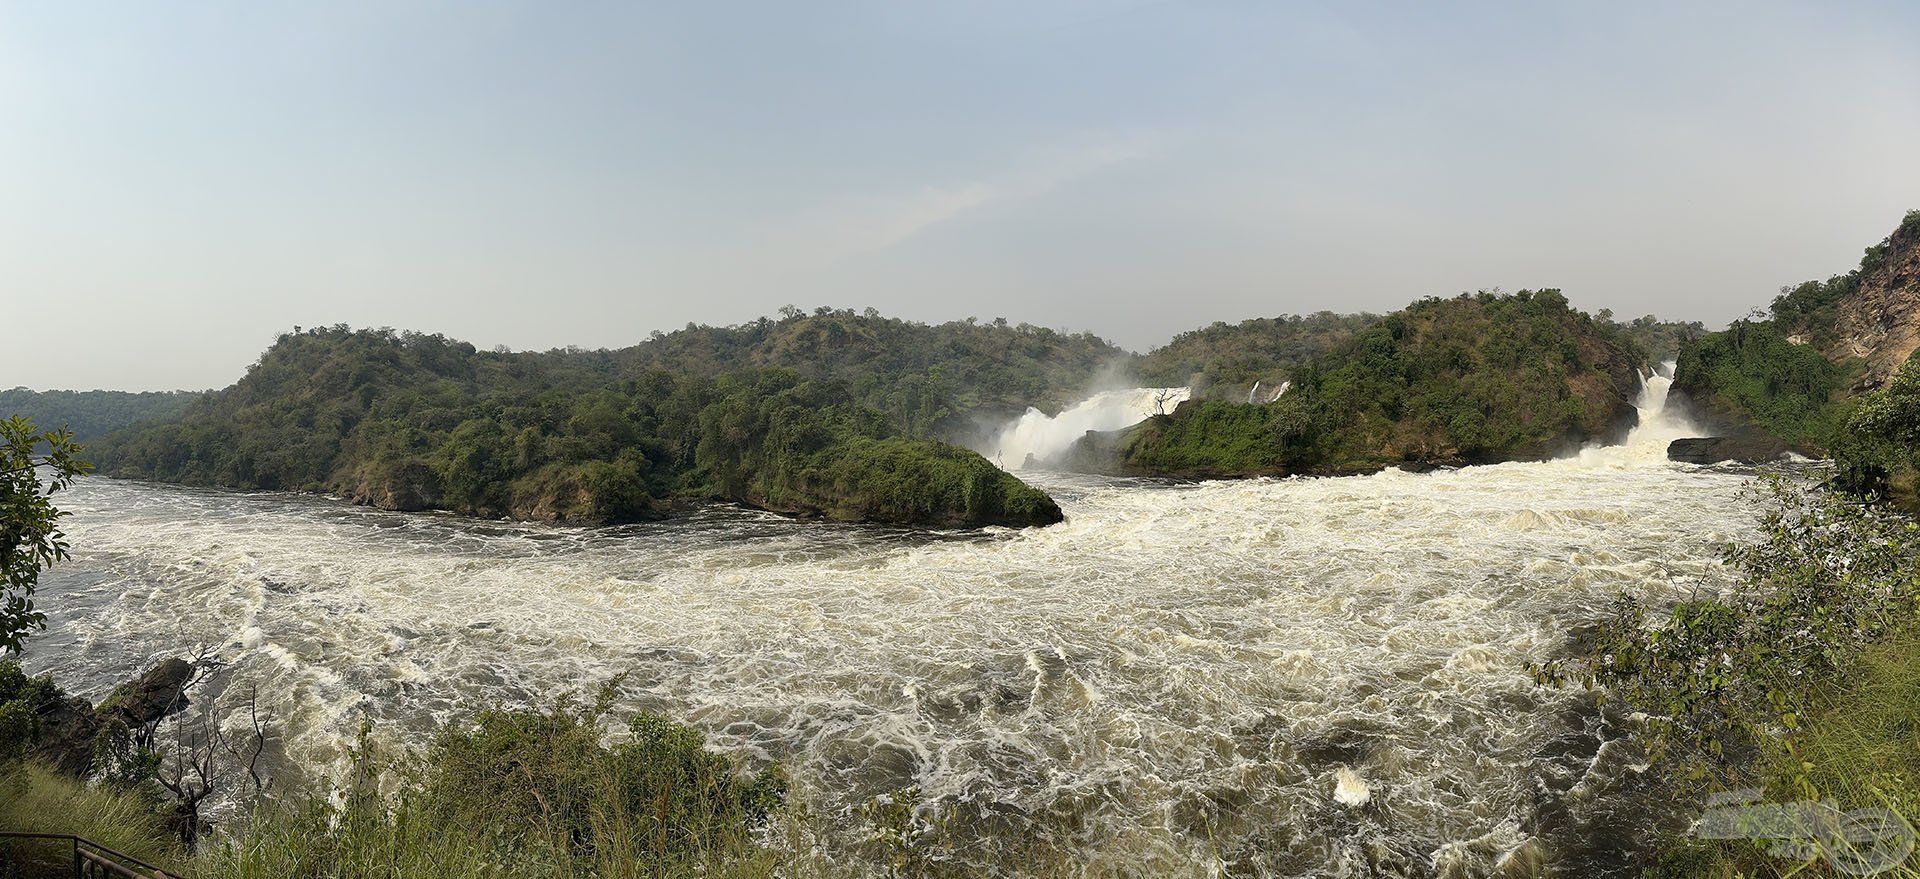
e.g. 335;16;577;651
1;416;90;653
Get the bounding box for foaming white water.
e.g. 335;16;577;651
1570;361;1702;468
989;387;1190;468
26;457;1759;876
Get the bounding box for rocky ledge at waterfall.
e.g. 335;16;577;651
1665;435;1791;465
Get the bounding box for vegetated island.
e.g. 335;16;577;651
84;311;1136;529
1066;289;1656;477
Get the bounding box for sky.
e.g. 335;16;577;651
4;1;1919;391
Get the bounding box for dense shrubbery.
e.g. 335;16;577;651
1090;291;1644;475
1537;480;1920;769
1839;353;1920;510
0;388;199;442
1672;320;1860;452
1542;477;1920;876
0;662;60;764
92;321;1066;528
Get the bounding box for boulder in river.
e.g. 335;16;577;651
100;656;196;727
1666;436;1790;465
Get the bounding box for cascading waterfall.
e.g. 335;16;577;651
1571;360;1701;468
988;386;1190;469
1247;380;1291;404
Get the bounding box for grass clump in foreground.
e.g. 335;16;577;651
1645;632;1920;878
1;687;824;879
1537;477;1920;876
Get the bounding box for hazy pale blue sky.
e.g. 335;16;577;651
4;1;1919;390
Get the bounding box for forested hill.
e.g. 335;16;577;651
1068;290;1647;477
1134;312;1378;400
90;320;1072;528
0;388;200;441
619;308;1126;437
1128;308;1696;404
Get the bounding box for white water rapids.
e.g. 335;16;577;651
23;371;1761;877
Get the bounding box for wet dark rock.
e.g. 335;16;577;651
22;658;198;778
100;657;195;727
1666;435;1789;465
30;694;102;777
1292;721;1379;767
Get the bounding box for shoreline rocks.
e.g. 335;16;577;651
1666;435;1790;465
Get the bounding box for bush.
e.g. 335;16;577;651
421;691;786;862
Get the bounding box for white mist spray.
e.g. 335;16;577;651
990;387;1191;469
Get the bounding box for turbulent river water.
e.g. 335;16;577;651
23;372;1764;877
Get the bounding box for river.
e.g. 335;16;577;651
21;374;1761;877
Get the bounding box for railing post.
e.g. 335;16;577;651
73;837;82;879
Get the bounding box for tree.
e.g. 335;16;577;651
1;415;90;653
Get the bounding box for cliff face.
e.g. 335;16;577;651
1813;213;1920;389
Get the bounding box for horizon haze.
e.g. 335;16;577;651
4;0;1919;390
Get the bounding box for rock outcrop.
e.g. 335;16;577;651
1817;213;1920;389
1666;436;1790;465
12;658;199;778
29;694;102;777
99;657;195;727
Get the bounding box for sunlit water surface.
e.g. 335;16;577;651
25;380;1761;877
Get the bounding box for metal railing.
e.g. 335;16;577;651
0;832;184;879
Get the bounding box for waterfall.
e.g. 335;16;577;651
990;387;1191;469
1572;361;1700;467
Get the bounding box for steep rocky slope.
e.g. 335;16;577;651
1801;211;1920;389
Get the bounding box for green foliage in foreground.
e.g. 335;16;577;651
0;388;200;443
1;416;90;653
1536;478;1920;874
1642;631;1920;879
1096;291;1645;475
1536;480;1920;773
1;696;809;879
0;762;185;876
92;326;1061;528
